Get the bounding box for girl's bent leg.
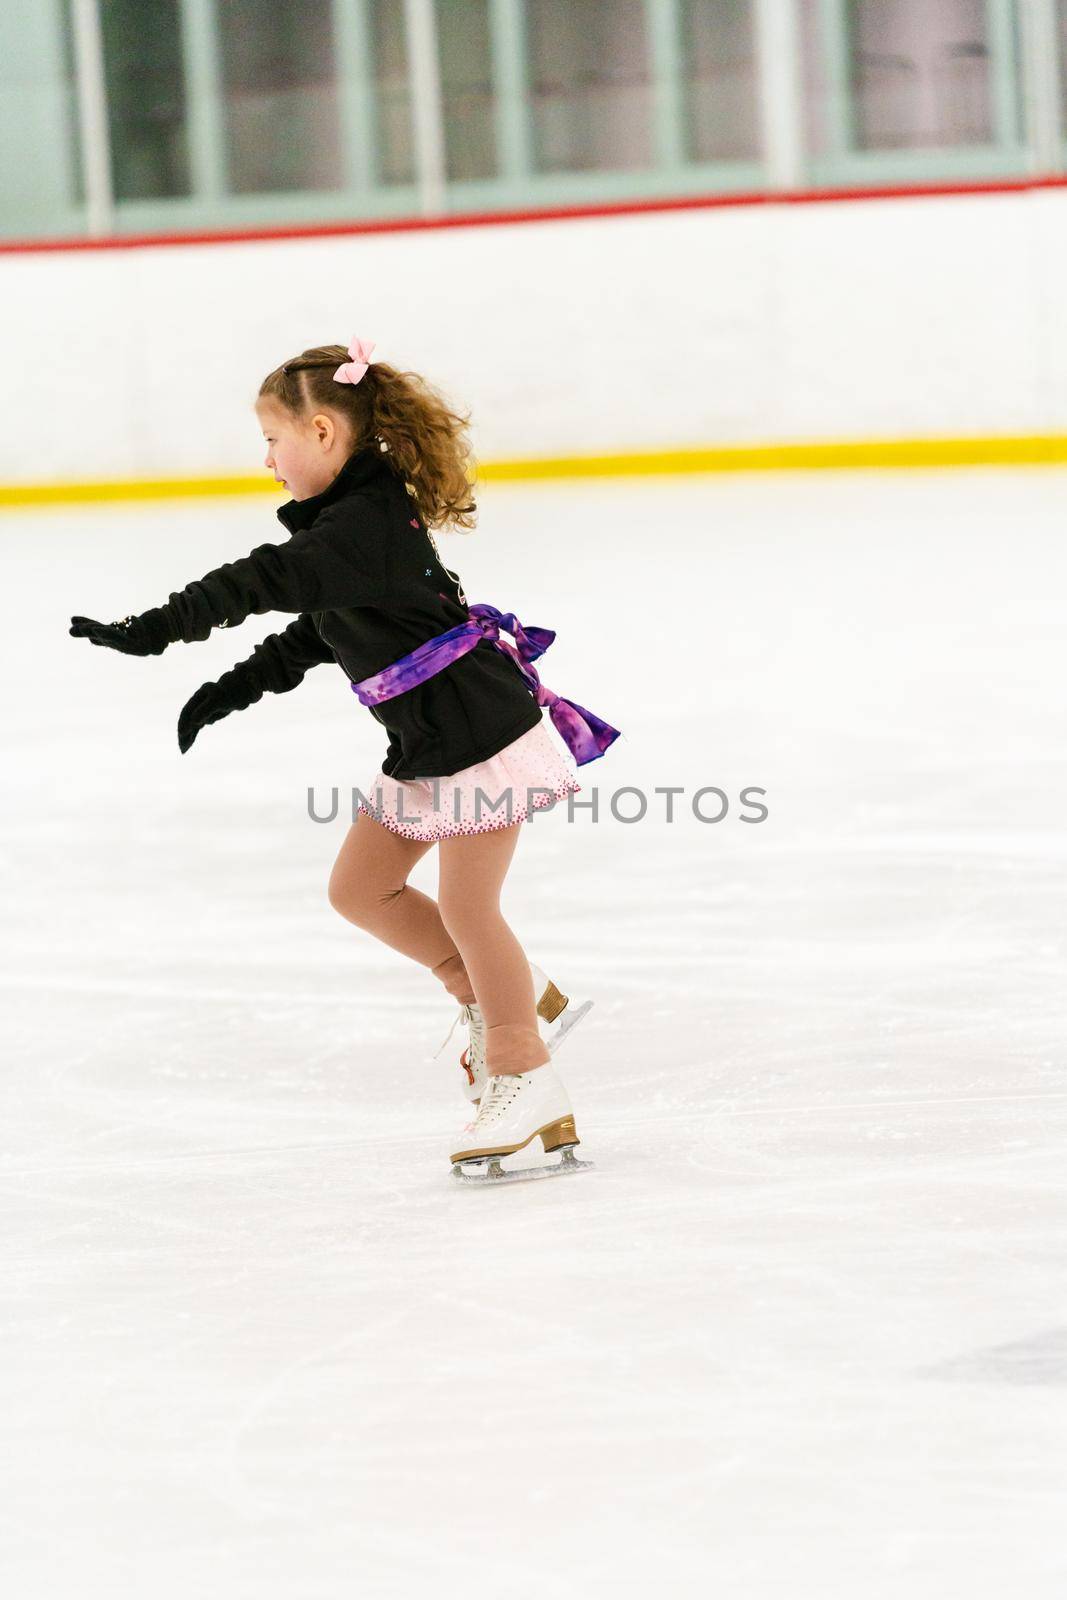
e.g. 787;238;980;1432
437;821;550;1076
327;810;477;1004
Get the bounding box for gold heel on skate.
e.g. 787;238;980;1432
540;1115;579;1152
536;979;569;1025
451;1115;595;1185
527;963;595;1058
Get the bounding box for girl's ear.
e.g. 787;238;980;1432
311;411;340;449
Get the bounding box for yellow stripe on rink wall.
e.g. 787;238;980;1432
481;436;1067;478
0;475;279;509
4;434;1067;508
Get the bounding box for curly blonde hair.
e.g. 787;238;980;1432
257;344;478;534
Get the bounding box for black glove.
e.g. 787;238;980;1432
177;663;264;753
69;607;175;657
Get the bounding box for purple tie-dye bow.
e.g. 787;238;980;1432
350;602;621;767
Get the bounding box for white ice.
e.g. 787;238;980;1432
3;468;1066;1597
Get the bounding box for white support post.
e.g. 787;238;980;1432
333;0;379;193
648;0;686;170
178;0;228;200
1016;0;1063;174
402;0;447;214
488;0;532;180
69;0;113;235
754;0;805;190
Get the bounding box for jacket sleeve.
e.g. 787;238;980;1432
158;504;386;644
181;616;336;752
244;612;338;694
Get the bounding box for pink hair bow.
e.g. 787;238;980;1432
334;335;375;385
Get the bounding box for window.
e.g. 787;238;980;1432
525;0;654;173
680;0;760;162
1058;1;1067;132
847;0;994;150
59;3;84;207
217;0;342;193
372;0;416;185
437;0;497;181
100;0;190;198
5;0;1039;244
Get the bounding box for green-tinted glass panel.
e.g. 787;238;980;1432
680;0;760;161
99;0;190;199
0;0;83;235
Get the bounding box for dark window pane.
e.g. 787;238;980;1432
99;0;190;199
217;0;342;193
681;0;760;162
526;0;653;173
437;0;497;180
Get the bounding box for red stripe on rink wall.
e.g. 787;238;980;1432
5;172;1067;255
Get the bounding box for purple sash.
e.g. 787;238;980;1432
350;602;621;766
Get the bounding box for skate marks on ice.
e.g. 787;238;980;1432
9;471;1067;1592
916;1327;1067;1388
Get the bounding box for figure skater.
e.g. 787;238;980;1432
70;335;620;1184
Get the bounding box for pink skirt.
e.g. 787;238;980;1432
355;715;582;842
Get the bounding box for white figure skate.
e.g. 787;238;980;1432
450;1062;595;1185
432;960;594;1104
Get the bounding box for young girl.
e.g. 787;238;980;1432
69;335;620;1184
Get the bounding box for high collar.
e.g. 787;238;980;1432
275;444;396;534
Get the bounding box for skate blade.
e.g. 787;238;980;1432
545;999;594;1055
451;1145;595;1186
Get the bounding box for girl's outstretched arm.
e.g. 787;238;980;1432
162;504;386;642
70;502;386;655
177;612;337;753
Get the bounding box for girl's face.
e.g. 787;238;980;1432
256;398;354;502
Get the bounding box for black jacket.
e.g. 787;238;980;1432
159;444;543;778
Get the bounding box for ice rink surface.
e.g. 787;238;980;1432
4;468;1066;1597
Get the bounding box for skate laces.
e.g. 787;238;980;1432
466;1005;487;1071
474;1074;521;1126
432;1003;468;1059
433;1002;487;1078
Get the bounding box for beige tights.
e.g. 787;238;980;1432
327;810;550;1074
